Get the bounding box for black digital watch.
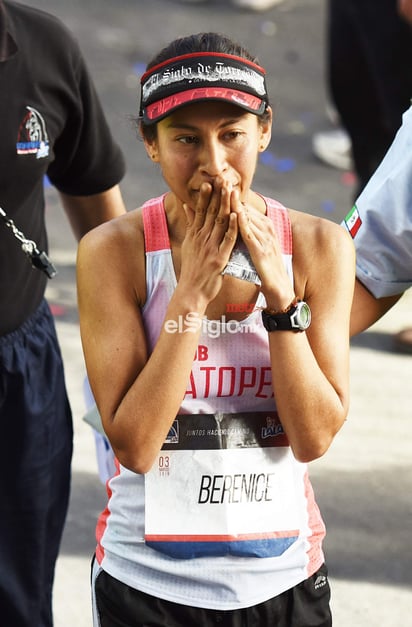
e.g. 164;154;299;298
261;300;311;332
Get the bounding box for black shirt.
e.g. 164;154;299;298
0;1;125;334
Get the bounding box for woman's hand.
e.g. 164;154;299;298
230;190;295;310
180;179;238;304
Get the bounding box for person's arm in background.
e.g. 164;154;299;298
344;102;412;337
343;6;412;338
350;279;402;336
43;20;128;240
399;0;412;23
59;186;126;241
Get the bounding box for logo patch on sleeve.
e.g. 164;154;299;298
344;205;362;238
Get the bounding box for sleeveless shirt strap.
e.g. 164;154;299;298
142;195;171;253
265;198;292;255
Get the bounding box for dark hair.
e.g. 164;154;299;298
146;32;259;69
138;32;271;142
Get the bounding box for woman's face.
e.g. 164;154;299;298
144;101;272;207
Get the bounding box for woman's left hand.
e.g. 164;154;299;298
230;190;295;310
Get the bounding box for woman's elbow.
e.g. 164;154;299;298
292;440;330;464
110;439;158;475
292;417;346;463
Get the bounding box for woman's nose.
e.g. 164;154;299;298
199;140;228;178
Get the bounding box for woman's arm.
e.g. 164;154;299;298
235;202;355;463
77;184;237;473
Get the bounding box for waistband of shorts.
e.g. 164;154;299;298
0;299;52;347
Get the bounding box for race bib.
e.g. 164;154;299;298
145;412;301;559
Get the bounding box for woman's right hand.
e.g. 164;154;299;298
179;178;238;305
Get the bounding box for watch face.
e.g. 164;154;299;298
261;301;311;332
296;302;311;329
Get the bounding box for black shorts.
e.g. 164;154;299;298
92;560;331;627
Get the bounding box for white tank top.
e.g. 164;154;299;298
95;195;326;610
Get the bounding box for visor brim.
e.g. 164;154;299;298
143;86;266;124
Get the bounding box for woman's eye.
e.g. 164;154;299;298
177;136;198;144
225;131;243;140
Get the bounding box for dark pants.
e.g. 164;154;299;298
328;0;412;194
0;300;73;627
93;561;332;627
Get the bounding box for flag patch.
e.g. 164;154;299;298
344;205;362;238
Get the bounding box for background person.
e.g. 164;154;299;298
77;31;355;627
313;0;412;197
0;2;126;626
343;104;412;341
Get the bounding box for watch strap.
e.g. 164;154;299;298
261;299;310;332
262;308;299;331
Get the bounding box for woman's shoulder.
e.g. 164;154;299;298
288;208;355;281
77;208;147;295
289;208;353;250
80;207;144;252
287;208;355;300
77;207;148;306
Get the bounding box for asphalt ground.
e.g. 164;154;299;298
19;0;412;624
